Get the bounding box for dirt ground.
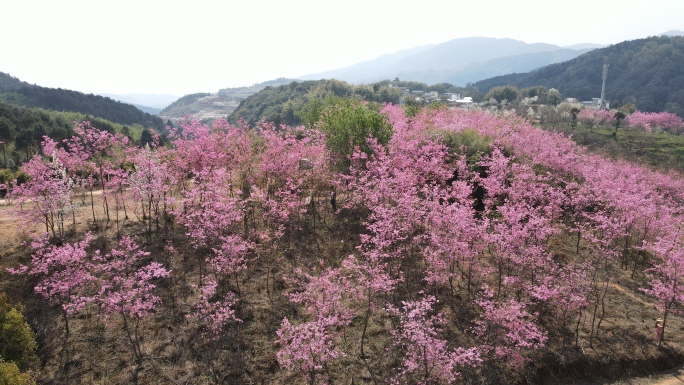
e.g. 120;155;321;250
2;193;684;385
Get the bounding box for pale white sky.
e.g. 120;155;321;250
2;0;682;96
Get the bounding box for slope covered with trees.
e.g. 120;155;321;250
2;102;684;384
228;79;405;126
0;72;165;130
472;36;684;117
0;100;162;173
0;72;32;92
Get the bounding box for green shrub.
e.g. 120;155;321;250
435;129;493;166
0;294;38;372
316;99;393;170
0;359;33;385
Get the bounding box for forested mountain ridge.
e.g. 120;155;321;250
0;72;165;130
472;36;684;116
0;72;33;91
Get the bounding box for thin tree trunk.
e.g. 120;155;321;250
90;188;96;223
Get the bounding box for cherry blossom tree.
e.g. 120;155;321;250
12;151;75;239
388;295;480;385
641;223;684;344
7;233;96;337
93;236;170;366
276;316;346;385
473;286;547;367
188;278;241;337
626;111;684;133
129;144;175;235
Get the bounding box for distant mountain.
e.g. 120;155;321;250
436;48;594;86
471;35;684;117
660;30;684;37
130;104;162;115
563;43;607;50
299;45;435;85
299;37;598;86
97;93;179;109
0;72;165;129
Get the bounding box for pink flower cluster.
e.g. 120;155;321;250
626;111;684;133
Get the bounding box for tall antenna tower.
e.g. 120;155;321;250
599;63;608;109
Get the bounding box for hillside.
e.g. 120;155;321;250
471;36;684;116
299;37;599;86
3;104;684;384
0;72;165;130
228;79;405;126
157;92;219;120
158;92;244;122
228;78;489;127
157;78;298;122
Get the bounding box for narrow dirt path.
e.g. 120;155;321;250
611;283;654;308
604;365;684;385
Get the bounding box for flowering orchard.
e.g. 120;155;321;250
578;108;617;126
6;105;684;384
625;111;684;133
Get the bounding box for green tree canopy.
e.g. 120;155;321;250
548;88;562;106
0;294;38;372
0;359;33;385
484;85;519;104
315;98;393;170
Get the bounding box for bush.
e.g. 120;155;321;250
0;294;38;372
435;129;492;165
0;359;33;385
0;169;28;198
316;99;393;169
484;85;519;104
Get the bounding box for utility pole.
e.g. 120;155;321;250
600;63;608;110
0;141;5;168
